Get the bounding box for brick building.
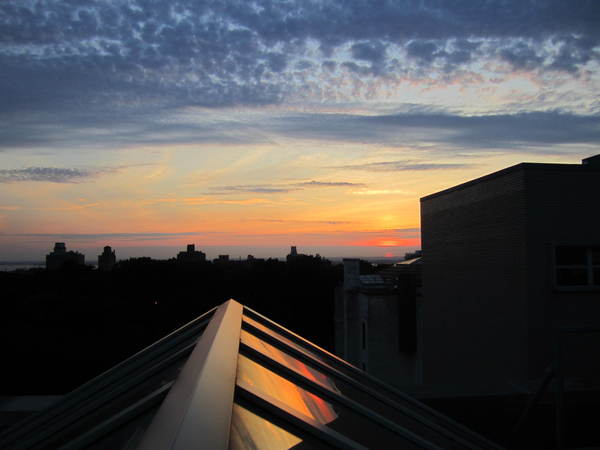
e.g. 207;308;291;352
420;155;600;391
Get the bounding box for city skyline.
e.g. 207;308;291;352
1;1;599;259
1;242;418;264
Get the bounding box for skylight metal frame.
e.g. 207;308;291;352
0;307;216;450
1;300;504;449
241;305;503;450
138;300;242;450
238;340;443;450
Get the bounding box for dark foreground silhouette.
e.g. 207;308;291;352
0;256;341;394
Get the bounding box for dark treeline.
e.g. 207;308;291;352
0;256;342;394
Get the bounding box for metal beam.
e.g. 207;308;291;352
138;300;242;450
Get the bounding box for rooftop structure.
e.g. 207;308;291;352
0;300;500;449
420;155;600;391
336;259;421;388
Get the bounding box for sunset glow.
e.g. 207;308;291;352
1;1;598;261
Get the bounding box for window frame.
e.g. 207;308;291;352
554;244;600;291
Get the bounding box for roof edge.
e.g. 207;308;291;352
420;160;600;202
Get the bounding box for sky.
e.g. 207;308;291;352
1;0;599;261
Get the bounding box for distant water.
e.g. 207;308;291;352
0;262;45;272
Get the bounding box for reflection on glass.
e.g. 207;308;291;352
241;330;340;395
236;355;424;449
237;354;338;425
242;330;461;449
243;316;330;367
229;402;303;450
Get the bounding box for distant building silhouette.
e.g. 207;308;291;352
45;242;85;270
286;245;324;264
286;245;299;262
177;244;206;262
214;254;229;264
98;246;116;271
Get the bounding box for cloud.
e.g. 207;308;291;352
266;110;600;151
4;232;215;242
0;0;599;152
1;1;598;117
205;180;364;195
334;161;473;172
297;180;363;187
258;219;354;225
0;167;116;183
182;198;276;206
205;185;295;195
351;189;412;195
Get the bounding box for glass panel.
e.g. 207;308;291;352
85;403;161;450
556;268;589;286
555;246;587;265
243;316;333;368
593;268;600;286
241;330;464;449
241;330;340;394
229;402;332;450
48;348;191;448
243;315;432;423
236;354;424;449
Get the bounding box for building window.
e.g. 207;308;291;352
555;245;600;288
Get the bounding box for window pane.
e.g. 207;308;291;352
241;330;339;394
592;247;600;265
241;330;464;449
556;268;589;286
236;354;424;449
243;316;331;367
594;268;600;286
555;246;587;265
229;402;331;450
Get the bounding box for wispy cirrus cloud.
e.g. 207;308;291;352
0;167;118;183
258;219;355;225
205;180;365;195
331;160;473;172
351;189;412;196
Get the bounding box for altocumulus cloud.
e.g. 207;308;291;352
2;1;599;113
1;0;599;152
